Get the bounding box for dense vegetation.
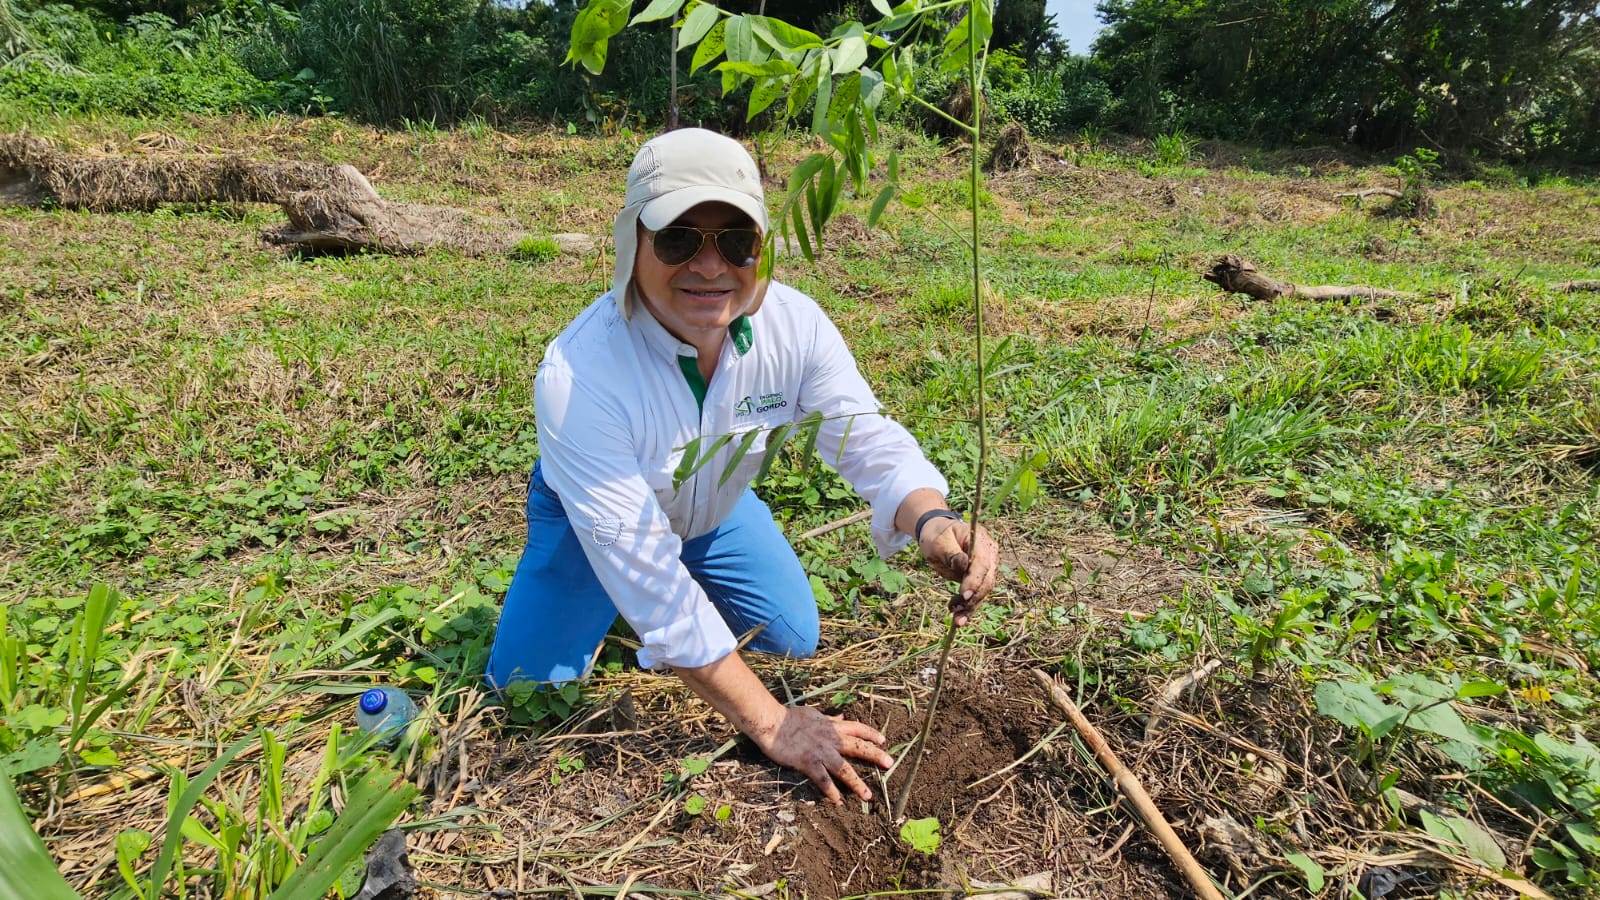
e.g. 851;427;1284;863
2;0;1598;162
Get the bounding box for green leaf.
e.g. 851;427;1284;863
273;768;417;900
677;3;719;49
810;53;834;133
719;59;800;78
1456;681;1505;699
724;15;758;63
1566;822;1600;856
680;756;710;778
869;0;893;16
630;0;686;25
790;200;814;260
0;773;81;900
1284;853;1324;892
899;817;940;855
1314;680;1404;739
719;428;765;488
786;152;830;193
0;740;61;778
566;0;630;75
690;19;726;75
866;182;895;229
989;449;1049;510
748;16;823;52
147;732;259;896
1419;810;1506;869
832;35;868;73
115;830;151;898
714;804;732;822
754;423;793;483
683;794;707;816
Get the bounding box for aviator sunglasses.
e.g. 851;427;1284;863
649;225;762;268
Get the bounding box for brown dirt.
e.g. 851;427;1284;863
471;662;1192;900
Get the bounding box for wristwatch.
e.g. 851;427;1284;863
914;508;962;542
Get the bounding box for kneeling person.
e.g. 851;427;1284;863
487;128;999;804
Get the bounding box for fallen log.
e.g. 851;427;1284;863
1;133;534;256
1;133;351;211
1203;254;1412;301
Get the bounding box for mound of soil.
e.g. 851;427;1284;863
755;669;1051;897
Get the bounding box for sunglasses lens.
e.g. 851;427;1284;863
716;230;761;268
652;227;703;266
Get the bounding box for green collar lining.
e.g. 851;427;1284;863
677;316;754;413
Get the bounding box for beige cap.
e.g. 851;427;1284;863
613;129;768;319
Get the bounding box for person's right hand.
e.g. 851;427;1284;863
754;705;892;805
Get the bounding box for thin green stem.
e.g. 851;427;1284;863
889;0;988;823
888;616;956;820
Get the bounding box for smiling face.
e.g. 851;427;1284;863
633;202;762;354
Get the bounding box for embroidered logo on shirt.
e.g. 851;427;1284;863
734;392;788;417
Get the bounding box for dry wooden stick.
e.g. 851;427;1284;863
796;509;872;540
1032;669;1226;900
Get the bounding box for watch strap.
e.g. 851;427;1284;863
914;508;962;542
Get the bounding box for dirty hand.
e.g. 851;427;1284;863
916;516;999;626
755;706;892;805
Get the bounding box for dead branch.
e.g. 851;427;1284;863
1;133;532;256
1555;280;1600;293
1336;187;1404;203
1;134;349;211
1032;669;1227;900
1203;254;1412;301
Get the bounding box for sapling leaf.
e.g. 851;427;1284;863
748;77;787;120
833;35;868;73
719;428;765;487
678;3;719;48
630;0;686;25
684;794;707;816
754;423;793;484
899;817;940;855
690;19;726;74
866;182;895;228
869;0;893;16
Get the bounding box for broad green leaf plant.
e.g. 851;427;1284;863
569;0;1011;817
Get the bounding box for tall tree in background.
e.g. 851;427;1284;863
1093;0;1600;160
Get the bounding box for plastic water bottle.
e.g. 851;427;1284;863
355;687;417;743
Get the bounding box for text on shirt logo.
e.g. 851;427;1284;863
734;392;787;417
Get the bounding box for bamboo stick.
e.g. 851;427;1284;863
1032;669;1226;900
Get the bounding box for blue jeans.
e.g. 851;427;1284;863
486;461;820;687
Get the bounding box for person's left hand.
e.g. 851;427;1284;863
916;516;998;625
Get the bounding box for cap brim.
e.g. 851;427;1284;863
639;186;768;233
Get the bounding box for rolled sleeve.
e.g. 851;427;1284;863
535;357;737;671
797;310;949;559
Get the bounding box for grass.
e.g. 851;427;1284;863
1;115;1599;897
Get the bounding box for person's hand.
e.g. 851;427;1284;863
917;516;999;625
754;706;892;804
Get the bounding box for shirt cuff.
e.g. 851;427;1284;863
869;461;950;559
635;599;739;671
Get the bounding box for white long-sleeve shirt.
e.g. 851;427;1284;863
533;281;949;670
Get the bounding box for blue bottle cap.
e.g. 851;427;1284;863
359;688;390;715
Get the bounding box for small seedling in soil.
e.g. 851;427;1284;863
684;794;708;816
899;817;941;855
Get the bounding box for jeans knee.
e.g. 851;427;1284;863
747;613;817;659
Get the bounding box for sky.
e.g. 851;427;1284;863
1045;0;1106;55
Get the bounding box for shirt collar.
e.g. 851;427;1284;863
631;305;756;362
